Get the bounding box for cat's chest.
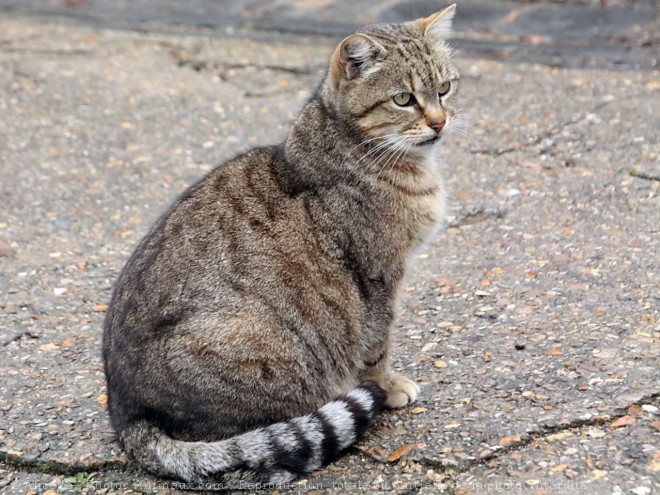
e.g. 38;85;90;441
386;164;447;244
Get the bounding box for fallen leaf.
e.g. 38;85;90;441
97;394;108;405
585;454;594;469
434;360;448;368
650;420;660;432
550;463;567;473
521;34;551;45
61;337;76;348
547;348;564;356
503;10;520;23
410;407;427;415
387;444;414;462
648;461;660;472
499;434;521;446
92;304;109;312
39;343;59;352
610;415;635;428
486;50;510;60
483;352;493;362
577;384;589;391
628;404;643;415
591;470;608;480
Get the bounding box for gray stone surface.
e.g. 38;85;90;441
0;1;658;494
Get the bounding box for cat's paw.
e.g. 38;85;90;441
385;374;420;409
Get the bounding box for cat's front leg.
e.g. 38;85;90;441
359;349;420;409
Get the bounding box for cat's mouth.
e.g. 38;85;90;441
416;135;440;147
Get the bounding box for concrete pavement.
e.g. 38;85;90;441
0;1;658;493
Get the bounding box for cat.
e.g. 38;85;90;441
102;4;461;486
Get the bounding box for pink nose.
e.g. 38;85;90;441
429;120;446;133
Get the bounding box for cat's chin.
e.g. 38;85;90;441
416;135;441;147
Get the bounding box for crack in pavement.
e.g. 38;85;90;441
0;330;39;347
416;391;660;495
448;207;507;229
170;49;322;76
2;388;656;486
630;169;660;182
469;91;654;158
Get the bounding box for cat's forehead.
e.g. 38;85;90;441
361;22;458;80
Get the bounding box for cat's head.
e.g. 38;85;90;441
323;4;461;157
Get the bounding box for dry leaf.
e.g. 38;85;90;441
591;470;608;480
628;404;643;415
547;348;564;356
434;360;448;368
97;394;108;405
92;304;109;312
410;407;427;415
585;454;594;469
499;434;521;446
550;463;567;473
387;444;414;462
503;10;520;24
610;415;635;428
650;420;660;432
61;337;76;348
521;34;551;45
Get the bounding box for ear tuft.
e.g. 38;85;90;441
419;4;456;43
330;34;386;87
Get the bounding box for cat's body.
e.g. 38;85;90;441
103;5;461;485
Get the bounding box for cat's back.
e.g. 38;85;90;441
103;144;355;344
104;146;290;333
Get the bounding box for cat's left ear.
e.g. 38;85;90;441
418;3;456;43
330;34;387;88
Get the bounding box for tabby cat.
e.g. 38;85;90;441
103;4;461;486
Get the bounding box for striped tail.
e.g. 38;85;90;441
120;381;387;486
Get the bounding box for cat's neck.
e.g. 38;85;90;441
284;95;441;193
283;95;447;275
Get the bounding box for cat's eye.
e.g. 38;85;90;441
393;92;416;107
438;81;451;97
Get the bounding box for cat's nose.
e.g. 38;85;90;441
429;120;446;133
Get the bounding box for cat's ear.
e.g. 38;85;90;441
330;34;387;88
419;4;456;43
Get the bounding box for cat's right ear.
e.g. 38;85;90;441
330;34;387;89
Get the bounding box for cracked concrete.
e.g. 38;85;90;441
1;0;659;494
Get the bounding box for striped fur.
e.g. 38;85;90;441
103;6;460;485
120;382;386;485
